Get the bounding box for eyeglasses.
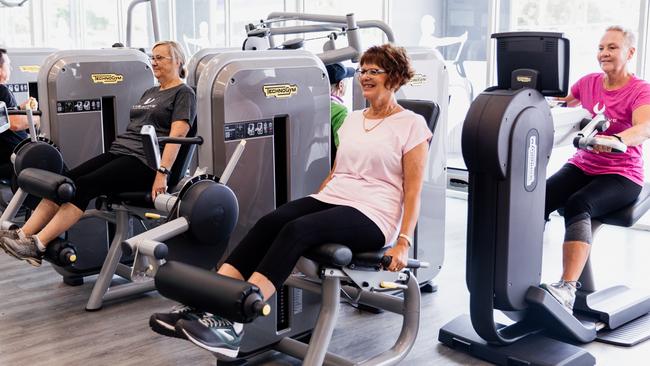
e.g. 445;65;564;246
150;55;173;62
355;68;387;77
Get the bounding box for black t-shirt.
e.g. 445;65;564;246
0;83;27;148
110;84;197;166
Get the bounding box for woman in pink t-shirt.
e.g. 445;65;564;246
542;26;650;313
150;44;433;357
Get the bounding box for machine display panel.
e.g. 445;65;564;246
224;118;274;141
0;101;10;134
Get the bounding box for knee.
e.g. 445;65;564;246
564;193;592;221
276;219;310;243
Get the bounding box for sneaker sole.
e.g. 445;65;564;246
179;328;240;359
1;242;42;267
540;284;574;314
149;316;186;339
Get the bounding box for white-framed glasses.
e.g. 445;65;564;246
355;68;387;77
150;55;173;62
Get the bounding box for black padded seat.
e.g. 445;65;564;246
397;99;440;135
305;243;352;267
597;183;650;227
349;248;388;269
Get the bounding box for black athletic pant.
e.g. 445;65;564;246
64;152;156;210
225;196;385;290
545;163;641;227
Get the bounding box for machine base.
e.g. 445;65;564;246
439;315;595;366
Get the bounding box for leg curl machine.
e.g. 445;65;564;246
151;99;439;365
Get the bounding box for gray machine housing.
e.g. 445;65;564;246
195;49;329;354
35;49;154;284
5;48;56;104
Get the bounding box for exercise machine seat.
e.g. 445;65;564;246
596;183;650;227
304;243;353;267
397;99;440;134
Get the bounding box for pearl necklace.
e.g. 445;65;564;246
363;105;396;132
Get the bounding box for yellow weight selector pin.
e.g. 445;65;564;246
261;304;271;316
69;254;77;263
145;213;161;219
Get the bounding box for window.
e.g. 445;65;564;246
44;0;78;49
175;0;225;57
0;3;33;46
82;0;120;49
229;0;285;49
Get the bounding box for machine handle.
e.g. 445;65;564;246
573;135;627;153
381;255;430;269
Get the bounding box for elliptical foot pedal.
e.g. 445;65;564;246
597;312;650;347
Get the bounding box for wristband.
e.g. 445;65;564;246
612;134;625;145
398;233;413;247
157;166;170;175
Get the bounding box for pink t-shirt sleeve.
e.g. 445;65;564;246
570;74;588;101
631;82;650;111
403;115;433;154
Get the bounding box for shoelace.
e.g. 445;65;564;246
551;280;582;290
199;314;232;329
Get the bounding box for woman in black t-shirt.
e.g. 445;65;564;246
0;41;197;267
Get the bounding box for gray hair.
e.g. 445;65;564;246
606;25;636;48
153;40;188;78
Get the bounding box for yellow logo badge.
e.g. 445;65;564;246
263;84;298;99
409;73;428;86
517;75;532;83
91;73;124;84
19;65;40;73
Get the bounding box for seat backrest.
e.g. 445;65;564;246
167;117;198;189
397;99;440;135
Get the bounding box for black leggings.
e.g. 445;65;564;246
64;152;156;210
545;164;642;227
225;197;385;290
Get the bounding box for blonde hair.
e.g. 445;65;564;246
153;40;188;78
606;25;636;49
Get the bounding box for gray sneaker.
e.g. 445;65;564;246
1;235;44;267
175;313;243;359
0;228;21;240
540;281;580;313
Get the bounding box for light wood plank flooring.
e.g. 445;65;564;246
1;197;649;365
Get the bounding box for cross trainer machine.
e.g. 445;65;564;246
438;31;650;365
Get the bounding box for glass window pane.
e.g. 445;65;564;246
44;0;77;49
500;0;641;86
175;0;225;57
82;0;120;49
229;0;284;49
0;3;32;47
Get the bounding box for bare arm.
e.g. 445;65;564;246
151;120;191;199
384;141;429;271
593;105;650;152
8;115;40;131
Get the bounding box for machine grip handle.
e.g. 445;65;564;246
593;137;627;153
381;255;430;269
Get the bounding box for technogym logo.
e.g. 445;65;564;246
91;73;124;84
409;73;428;86
263;84;298;99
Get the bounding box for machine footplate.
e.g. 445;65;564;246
597;312;650;347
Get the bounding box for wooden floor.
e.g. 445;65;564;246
1;196;650;365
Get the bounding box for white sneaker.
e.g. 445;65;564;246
540;281;580;313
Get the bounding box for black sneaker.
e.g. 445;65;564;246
175;313;243;359
1;235;44;267
149;304;202;338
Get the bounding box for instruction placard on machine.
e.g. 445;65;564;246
57;99;102;114
224;118;274;141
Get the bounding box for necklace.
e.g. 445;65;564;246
363;105;396;132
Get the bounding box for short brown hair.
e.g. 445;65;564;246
359;44;414;91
